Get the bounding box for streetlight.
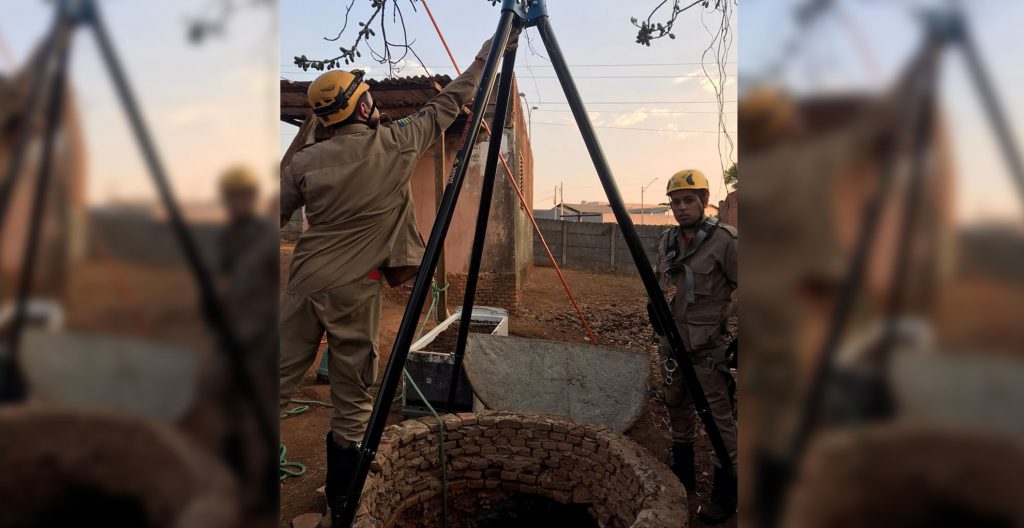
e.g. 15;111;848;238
640;177;659;225
518;92;535;139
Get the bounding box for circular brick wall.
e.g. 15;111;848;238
354;411;686;528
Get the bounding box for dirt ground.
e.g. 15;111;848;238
279;242;729;528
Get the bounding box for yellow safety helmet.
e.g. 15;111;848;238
738;85;797;146
666;169;709;196
219;165;259;193
307;69;370;127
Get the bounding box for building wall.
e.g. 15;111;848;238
403;95;534;311
1;87;87;297
718;191;738;229
532;218;667;275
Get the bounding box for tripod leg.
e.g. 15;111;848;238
446;45;520;411
790;43;943;457
0;11;68;239
960;26;1024;205
336;10;518;528
756;43;944;528
82;2;276;490
534;15;734;472
0;24;72;402
880;70;939;349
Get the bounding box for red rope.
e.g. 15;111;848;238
419;0;598;345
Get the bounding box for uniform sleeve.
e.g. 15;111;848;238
390;59;485;158
279;163;305;228
723;234;738;288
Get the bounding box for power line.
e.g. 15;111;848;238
280;70;736;80
280;61;736;68
534;100;736;104
535;109;735;114
532;121;735;134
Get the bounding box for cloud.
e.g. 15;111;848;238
699;75;736;94
671;67;736;94
614;109;649;126
390;59;430;78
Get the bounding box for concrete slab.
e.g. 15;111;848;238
19;330;198;421
463;334;649;432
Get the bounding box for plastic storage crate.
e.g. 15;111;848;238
402;306;508;417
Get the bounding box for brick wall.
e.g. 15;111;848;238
382;272;523;314
353;411;686;528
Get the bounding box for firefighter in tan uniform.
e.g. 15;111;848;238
653;169;738;524
279;35;517;524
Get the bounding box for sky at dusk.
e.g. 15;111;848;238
280;0;739;209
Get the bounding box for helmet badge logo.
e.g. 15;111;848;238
685;173;695;185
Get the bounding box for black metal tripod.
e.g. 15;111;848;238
338;1;733;525
0;0;277;505
759;7;1024;527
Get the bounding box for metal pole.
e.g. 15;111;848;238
83;0;276;488
337;11;516;527
0;17;71;402
789;43;943;463
535;15;733;472
446;45;520;411
434;131;449;318
959;22;1024;204
0;10;65;238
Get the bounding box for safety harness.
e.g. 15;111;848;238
655;216;727;385
664;215;720;305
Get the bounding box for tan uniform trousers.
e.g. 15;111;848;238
660;341;738;470
280;276;381;446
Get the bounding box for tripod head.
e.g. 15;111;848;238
500;0;548;27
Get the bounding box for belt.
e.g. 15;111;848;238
367;270;382;280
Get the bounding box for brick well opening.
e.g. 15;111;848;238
353;411;686;528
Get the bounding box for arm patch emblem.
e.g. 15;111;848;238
395;116;413;128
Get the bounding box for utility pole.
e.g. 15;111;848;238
640;177;659;226
559;181;565;220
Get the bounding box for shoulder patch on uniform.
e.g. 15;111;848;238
719;224;738;238
393;116;414;128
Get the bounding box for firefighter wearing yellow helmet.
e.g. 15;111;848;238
307;69;375;127
279;33;519;526
652;168;738;524
215;163;278;516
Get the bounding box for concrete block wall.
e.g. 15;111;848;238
532;218;666;275
353;411;686;528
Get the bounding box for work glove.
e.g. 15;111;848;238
475;28;521;62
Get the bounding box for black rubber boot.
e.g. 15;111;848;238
670;442;696;493
698;465;738;525
325;432;358;528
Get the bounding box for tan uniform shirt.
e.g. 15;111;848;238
280;61;484;295
654;220;738;352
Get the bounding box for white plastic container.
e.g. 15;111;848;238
402;306;509;415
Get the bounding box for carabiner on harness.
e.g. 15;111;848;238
662;357;679;386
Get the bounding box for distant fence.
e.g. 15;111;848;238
89;210;221;267
532;218;667;274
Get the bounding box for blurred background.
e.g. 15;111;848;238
739;0;1024;527
0;1;279;527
